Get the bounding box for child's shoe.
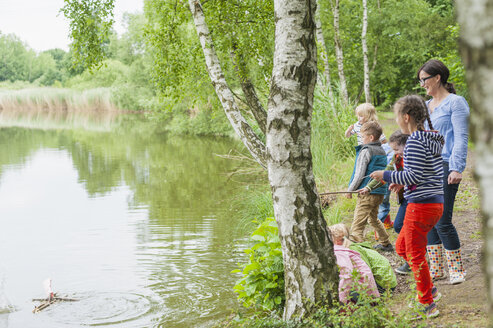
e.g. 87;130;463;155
373;243;394;252
395;262;411;275
383;214;394;229
411;286;441;304
410;302;439;320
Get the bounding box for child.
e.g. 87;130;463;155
328;226;380;304
370;95;444;318
329;223;397;294
362;131;411;274
347;121;392;251
345;103;387;145
376;142;395;231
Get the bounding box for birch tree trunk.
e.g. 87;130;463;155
230;47;268;135
188;0;266;167
268;0;339;320
330;0;349;105
455;0;493;322
315;2;335;111
361;0;370;103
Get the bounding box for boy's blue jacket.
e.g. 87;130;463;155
348;142;388;194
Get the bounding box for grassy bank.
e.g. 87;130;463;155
0;87;118;112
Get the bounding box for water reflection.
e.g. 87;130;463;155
0;122;251;327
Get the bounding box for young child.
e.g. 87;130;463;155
376;142;395;231
370;95;444;318
327;225;380;304
347;121;392;251
329;223;397;294
345;103;387;145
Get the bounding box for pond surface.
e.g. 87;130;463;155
0;114;254;327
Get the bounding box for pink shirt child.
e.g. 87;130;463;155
333;244;380;303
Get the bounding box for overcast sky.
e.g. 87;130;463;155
0;0;143;52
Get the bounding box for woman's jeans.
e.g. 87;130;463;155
427;161;461;250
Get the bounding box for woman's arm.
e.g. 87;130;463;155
449;97;470;174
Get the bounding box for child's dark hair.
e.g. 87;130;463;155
389;130;409;146
360;121;383;140
417;59;456;94
394;95;434;131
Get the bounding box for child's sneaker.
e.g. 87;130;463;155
383;214;394;229
395;262;411;275
410;302;439;320
409;286;442;308
373;243;394;252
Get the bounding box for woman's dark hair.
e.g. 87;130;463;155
389;130;409;146
394;95;434;131
417;59;456;94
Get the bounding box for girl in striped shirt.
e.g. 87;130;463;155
370;95;444;319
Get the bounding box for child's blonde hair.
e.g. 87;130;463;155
355;103;378;122
328;223;352;248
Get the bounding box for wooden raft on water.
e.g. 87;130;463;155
32;293;79;313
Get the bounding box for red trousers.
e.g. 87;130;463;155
395;203;443;305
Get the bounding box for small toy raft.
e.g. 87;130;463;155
32;279;78;313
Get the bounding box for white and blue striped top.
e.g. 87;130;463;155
383;130;444;203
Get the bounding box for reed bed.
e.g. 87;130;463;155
0;88;119;112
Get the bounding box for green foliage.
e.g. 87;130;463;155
233;217;284;313
0;32;34;82
61;0;115;71
311;84;357;185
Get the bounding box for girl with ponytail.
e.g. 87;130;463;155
417;59;470;285
370;95;445;318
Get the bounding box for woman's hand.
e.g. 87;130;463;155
448;171;462;184
389;183;404;193
358;188;369;195
370;170;384;181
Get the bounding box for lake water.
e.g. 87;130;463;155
0;113;254;327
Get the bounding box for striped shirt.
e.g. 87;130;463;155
350;121;387;145
383;130;444;203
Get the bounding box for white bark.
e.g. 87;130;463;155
361;0;370;103
315;3;335;111
188;0;266;167
330;0;349;105
268;0;339;320
455;0;493;321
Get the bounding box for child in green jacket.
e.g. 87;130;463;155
329;223;397;294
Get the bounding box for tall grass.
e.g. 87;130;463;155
0;87;118;112
311;84;357;191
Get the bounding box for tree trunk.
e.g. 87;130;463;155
230;46;268;135
330;0;349;105
268;0;340;320
361;0;370;103
455;0;493;323
188;0;266;168
315;2;335;112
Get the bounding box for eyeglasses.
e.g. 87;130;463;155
418;74;436;85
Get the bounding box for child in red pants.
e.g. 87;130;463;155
371;95;444;319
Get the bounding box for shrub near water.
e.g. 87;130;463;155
231;219;424;328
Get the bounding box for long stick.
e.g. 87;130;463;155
319;191;359;196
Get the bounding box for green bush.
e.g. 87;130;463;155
233;217;284;313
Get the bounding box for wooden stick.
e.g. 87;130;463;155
319;191;360;196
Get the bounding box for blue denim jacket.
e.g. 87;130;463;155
427;94;469;173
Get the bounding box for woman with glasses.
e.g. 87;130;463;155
416;59;469;285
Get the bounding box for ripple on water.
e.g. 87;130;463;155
44;292;156;326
